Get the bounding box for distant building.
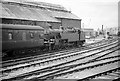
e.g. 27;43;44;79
82;28;95;38
105;27;118;35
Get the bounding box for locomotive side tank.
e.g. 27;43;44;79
59;26;85;46
47;26;85;48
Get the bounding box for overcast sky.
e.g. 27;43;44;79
4;0;119;30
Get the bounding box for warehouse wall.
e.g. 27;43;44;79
60;18;81;29
48;22;61;29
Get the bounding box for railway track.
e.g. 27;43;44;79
2;47;119;81
1;39;118;73
2;38;115;65
1;39;119;81
13;45;120;79
2;38;116;68
41;56;119;79
12;53;120;80
93;68;120;80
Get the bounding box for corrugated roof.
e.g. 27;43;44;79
51;11;81;20
0;3;60;22
34;8;81;20
1;0;67;11
24;1;81;20
24;1;67;11
0;1;81;21
0;3;18;19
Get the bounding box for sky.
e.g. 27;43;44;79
30;0;119;30
3;0;119;30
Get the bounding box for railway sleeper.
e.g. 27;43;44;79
2;43;119;74
44;60;120;79
41;49;118;70
3;58;119;80
2;46;119;74
77;68;120;81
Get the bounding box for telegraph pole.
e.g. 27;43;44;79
102;25;103;34
102;25;105;36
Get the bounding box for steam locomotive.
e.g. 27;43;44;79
1;24;85;57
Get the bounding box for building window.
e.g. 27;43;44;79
8;33;13;40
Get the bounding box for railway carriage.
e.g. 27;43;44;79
2;24;44;56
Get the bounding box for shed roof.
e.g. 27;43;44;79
0;3;60;22
36;8;81;20
1;0;68;11
24;1;68;11
24;1;81;20
51;11;81;20
0;24;44;30
0;0;81;21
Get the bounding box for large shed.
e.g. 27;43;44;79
1;0;81;29
0;0;60;29
25;1;82;29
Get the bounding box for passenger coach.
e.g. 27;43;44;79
2;24;44;56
